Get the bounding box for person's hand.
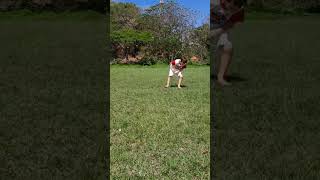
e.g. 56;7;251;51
179;64;186;70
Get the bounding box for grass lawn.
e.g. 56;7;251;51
1;12;106;179
214;16;320;179
110;65;210;178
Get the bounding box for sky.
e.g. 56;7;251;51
114;0;210;27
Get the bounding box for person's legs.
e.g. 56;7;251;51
178;77;183;88
177;77;183;88
217;33;233;86
177;72;183;88
165;67;174;88
165;76;172;88
224;48;233;79
218;48;233;86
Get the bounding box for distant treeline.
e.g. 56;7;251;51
1;0;319;14
110;1;209;65
0;0;106;13
246;0;320;13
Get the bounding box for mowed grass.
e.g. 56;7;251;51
1;13;106;179
214;16;320;179
110;65;210;178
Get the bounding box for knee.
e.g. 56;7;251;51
224;47;233;53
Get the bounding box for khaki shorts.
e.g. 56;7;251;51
211;29;233;50
169;65;183;77
217;32;232;50
210;30;233;73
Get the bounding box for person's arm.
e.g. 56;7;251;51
210;9;244;38
171;60;180;70
210;4;230;38
210;23;233;39
180;64;187;70
225;8;244;27
171;62;182;70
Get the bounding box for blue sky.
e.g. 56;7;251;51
114;0;210;27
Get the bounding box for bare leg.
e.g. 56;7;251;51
178;77;183;88
165;76;171;88
224;48;233;80
218;48;233;86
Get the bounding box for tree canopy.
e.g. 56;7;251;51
110;1;209;64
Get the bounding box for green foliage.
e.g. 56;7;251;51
111;29;153;45
110;2;140;29
137;56;157;66
111;1;209;64
149;35;182;60
188;23;209;64
111;29;154;61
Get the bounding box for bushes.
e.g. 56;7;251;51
110;56;168;66
111;1;208;66
110;55;210;66
110;58;122;65
137;57;157;66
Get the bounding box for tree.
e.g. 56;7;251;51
111;29;153;60
110;0;210;64
110;2;140;30
138;1;197;61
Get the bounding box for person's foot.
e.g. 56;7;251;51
165;85;169;88
178;86;182;89
217;79;232;86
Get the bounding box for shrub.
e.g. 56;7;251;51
110;58;122;65
138;57;157;66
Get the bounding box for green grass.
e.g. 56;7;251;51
4;10;320;179
1;13;106;179
110;65;210;178
246;11;320;20
0;10;104;20
214;16;320;179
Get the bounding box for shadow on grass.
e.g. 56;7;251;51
167;85;187;88
211;74;247;82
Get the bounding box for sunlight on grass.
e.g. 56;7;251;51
110;65;210;178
